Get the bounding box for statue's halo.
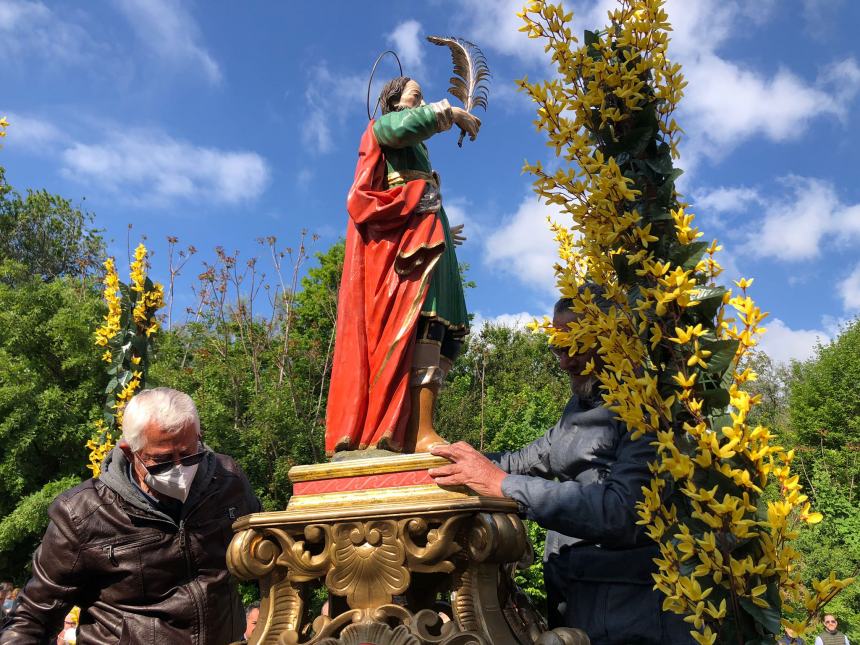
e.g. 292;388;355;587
366;50;404;121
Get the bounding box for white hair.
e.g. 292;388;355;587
122;387;200;452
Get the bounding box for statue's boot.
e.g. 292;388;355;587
406;382;448;453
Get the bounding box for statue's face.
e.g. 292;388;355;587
397;80;424;109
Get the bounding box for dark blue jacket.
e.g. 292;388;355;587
489;396;658;583
489;396;694;644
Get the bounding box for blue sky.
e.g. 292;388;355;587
2;0;859;364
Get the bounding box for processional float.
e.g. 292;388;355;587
227;39;589;645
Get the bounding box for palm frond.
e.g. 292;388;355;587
426;36;491;113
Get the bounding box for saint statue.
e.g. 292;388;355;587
325;74;481;456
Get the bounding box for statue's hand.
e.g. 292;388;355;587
450;223;466;247
428;442;507;497
451;107;481;141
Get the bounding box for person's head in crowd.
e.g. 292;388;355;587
1;586;16;613
244;601;260;640
63;607;79;629
119;387;204;503
822;614;839;633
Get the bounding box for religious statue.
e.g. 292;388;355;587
325;44;487;456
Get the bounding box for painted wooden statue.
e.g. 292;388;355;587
325;42;487;456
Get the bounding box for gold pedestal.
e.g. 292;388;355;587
228;454;589;645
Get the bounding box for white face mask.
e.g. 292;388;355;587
143;462;199;502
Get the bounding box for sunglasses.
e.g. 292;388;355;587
136;446;206;476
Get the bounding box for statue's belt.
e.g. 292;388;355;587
386;169;438;188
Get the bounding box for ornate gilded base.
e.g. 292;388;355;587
228;454;588;645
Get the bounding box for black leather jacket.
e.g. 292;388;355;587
0;447;260;644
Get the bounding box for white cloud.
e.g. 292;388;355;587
661;0;860;162
302;63;365;154
756;317;827;364
60;130;269;206
484;193;559;295
115;0;221;84
802;0;846;39
838;264;860;311
470;310;539;333
454;0;549;66
1;112;66;150
693;186;762;215
748;177;860;262
454;0;860;164
387;20;424;73
0;0;103;65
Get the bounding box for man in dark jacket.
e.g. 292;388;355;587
429;297;693;644
0;387;261;644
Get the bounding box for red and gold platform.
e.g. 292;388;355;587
228;453;589;645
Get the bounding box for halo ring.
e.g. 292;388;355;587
366;50;403;120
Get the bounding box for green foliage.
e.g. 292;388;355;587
0;166;104;280
0;262;105;519
785;320;860;639
746;322;860;639
794;464;860;640
438;323;568;450
515;521;548;611
0;262;105;580
0;477;81;583
0;168;107;580
790;319;860;456
150;240;342;510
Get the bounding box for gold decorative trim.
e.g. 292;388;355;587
287;484;469;513
387;169;436;186
289;453;450;482
228;496;589;644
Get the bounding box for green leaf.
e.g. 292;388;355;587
644;152;674;176
739;596;781;636
702;339;739;379
669;241;708;270
689;286;727;322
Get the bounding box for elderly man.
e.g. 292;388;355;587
429;296;694;645
0;387;260;644
815;615;850;645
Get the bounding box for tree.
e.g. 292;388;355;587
150;237;340;510
0;166;104;280
787;321;860;638
0;262;106;581
790;320;860;461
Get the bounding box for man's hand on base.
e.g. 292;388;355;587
428;442;507;497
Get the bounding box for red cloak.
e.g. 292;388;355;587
325;121;446;454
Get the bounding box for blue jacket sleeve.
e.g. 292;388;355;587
499;429;655;548
486;425;556;477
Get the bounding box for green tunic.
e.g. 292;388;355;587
373;105;468;332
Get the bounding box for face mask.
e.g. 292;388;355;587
143;462;199;502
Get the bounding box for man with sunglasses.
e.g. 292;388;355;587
815;615;850;645
0;388;260;644
429;291;694;644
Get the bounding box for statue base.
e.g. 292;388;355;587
228;453;589;645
